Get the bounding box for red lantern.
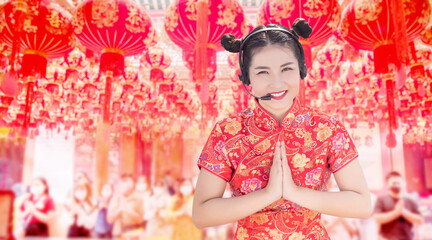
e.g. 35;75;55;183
165;0;246;104
72;0;156;122
1;1;74;77
142;47;172;95
316;44;343;81
340;0;431;147
257;0;341;68
0;1;75;131
72;0;156;76
340;0;431;73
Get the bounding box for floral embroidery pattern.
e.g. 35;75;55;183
292;153;311;168
254;139;271;155
225;119;242;135
197;97;358;239
288;232;306;240
316;122;332;142
241;178;262;194
236;227;249;240
332;132;345;151
306;168;323;186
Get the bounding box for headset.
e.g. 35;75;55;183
238;27;308;100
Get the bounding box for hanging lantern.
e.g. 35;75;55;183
340;0;431;147
257;0;341;68
142;47;171;96
340;0;430;74
164;0;246;104
72;0;157;122
316;44;344;81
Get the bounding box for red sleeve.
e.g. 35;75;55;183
20;199;26;212
197;121;233;182
43;197;55;212
328;119;359;173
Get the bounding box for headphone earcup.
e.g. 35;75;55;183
300;64;307;79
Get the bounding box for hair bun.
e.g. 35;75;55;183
292;18;312;39
221;33;241;53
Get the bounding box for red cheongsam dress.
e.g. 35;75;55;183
197;97;359;240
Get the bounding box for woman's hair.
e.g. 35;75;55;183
221;18;312;85
73;181;93;206
385;171;402;181
34;177;50;195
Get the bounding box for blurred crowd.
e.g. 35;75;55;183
12;172;236;240
11;171;432;240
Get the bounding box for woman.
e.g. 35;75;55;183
169;179;203;240
94;183;114;238
192;19;371;239
66;181;95;237
145;180;172;240
19;177;55;237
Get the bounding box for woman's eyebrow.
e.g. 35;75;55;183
253;62;294;70
280;62;294;67
253;66;270;70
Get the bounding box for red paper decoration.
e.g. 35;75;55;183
257;0;341;68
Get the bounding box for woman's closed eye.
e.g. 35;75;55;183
282;67;293;72
257;71;269;75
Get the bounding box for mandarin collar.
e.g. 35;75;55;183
251;97;302;132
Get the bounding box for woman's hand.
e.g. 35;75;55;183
264;141;283;202
280;141;299;200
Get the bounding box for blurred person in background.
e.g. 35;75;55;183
169;178;203;240
163;170;176;196
75;171;91;185
135;176;151;227
17;177;55;237
94;183;114;238
373;171;423;240
145;180;172;240
107;174;144;237
66;180;95;237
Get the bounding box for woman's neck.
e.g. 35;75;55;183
258;98;294;124
32;193;45;201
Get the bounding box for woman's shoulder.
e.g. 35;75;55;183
212;107;253;136
302;105;339;127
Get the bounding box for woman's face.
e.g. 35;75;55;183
74;186;88;201
30;179;46;196
101;184;113;198
248;44;300;113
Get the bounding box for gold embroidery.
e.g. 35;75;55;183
23;16;37;33
303;0;329;18
92;0;119;29
45;10;69;35
71;6;84;34
165;4;179;32
353;0;383;25
216;3;240;29
125;2;148;33
185;0;198;21
268;0;295;23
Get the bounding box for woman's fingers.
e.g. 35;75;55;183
265;141;283;201
280;141;297;200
